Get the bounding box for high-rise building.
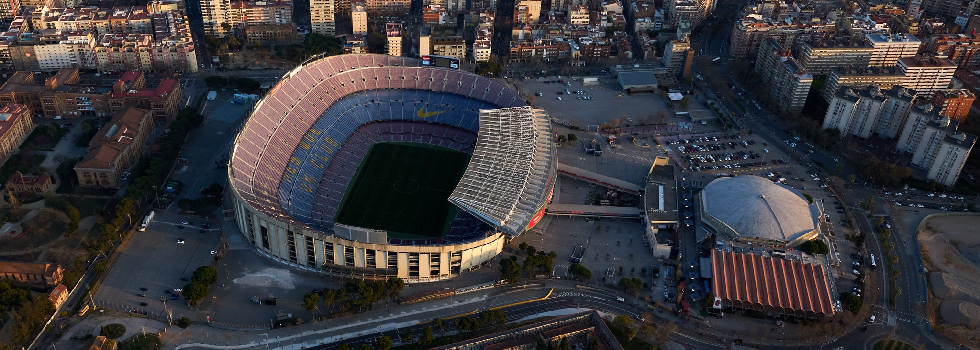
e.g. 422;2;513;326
664;39;693;78
227;0;293;31
200;0;230;37
897;103;941;153
0;0;20;26
386;22;402;56
365;0;410;14
798;39;873;75
866;33;920;67
311;0;336;35
822;85;916;139
922;0;963;19
908;116;975;186
569;5;589;25
419;26;431;56
897;56;956;95
352;1;367;34
756;39;813;114
931;89;976;122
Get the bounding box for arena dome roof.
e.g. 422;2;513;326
701;175;818;244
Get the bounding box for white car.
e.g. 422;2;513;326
177;239;185;244
210;250;217;255
853;269;861;275
181;221;189;225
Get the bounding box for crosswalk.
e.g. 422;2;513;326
553;292;605;299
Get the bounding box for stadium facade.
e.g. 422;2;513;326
228;54;556;282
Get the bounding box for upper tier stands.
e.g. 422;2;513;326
230;54;524;243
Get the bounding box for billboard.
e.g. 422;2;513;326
421;55;460;69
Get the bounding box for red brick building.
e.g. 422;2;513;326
931;89;976;123
926;34;980;68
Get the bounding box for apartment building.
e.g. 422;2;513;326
756;39;813;113
798;39;873;75
474;40;491;62
419;26;431;56
0;69;182;121
365;0;410;14
386;23;402;56
822;85;915;139
93;33;198;73
867;33;920;67
931;89;976;123
227;0;292;31
824;66;907;100
897;103;941;153
664;39;693;77
578;37;612;62
0;104;34;164
569;5;589;25
432;36;464;60
245;24;297;44
340;33;366;53
311;0;336;35
0;0;20;26
509;39;571;62
352;0;367;34
728;16;819;58
908;116;976;186
75;107;154;189
897;56;955;95
200;0;230;36
926;34;980;68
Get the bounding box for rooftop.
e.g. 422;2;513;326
866;33;920;44
711;250;835;318
701;175;818;244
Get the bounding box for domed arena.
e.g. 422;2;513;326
699;175;819;248
228;54;556;282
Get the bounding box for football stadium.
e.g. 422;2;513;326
228;54;557;282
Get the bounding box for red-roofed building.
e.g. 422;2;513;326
0;104;33;164
6;171;52;195
74;107;154;188
711;250;835;320
48;284;68;308
931;89;976;123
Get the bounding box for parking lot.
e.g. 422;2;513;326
93;214;222;317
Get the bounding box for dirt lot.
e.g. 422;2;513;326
918;214;980;347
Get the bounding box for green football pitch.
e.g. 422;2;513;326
334;142;470;238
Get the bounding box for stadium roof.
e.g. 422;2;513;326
711;250;835;318
450;107;555;236
701;175;817;244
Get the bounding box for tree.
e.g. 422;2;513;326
559;337;569;350
302;293;321;311
419;326;433;345
220;22;232;33
500;257;522;283
839;292;863;312
182;282;210;304
476;60;503;77
177;317;191;328
192;266;218;285
618;278;643;295
357;345;372;350
304;33;343;56
569;263;592;279
679;96;690;109
400;328;414;343
432;318;445;332
567;133;578;142
612;315;636;342
205;76;228;89
375;336;393;350
65;205;81;234
338;344;351;350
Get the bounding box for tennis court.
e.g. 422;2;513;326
334;142;469;238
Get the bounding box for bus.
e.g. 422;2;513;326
870;254;876;268
139;211;156;232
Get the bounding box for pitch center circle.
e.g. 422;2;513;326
393;179;420;194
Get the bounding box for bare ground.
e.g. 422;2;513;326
917;214;980;348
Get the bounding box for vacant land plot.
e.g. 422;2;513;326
0;209;68;252
335;142;469;238
918;214;980;347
